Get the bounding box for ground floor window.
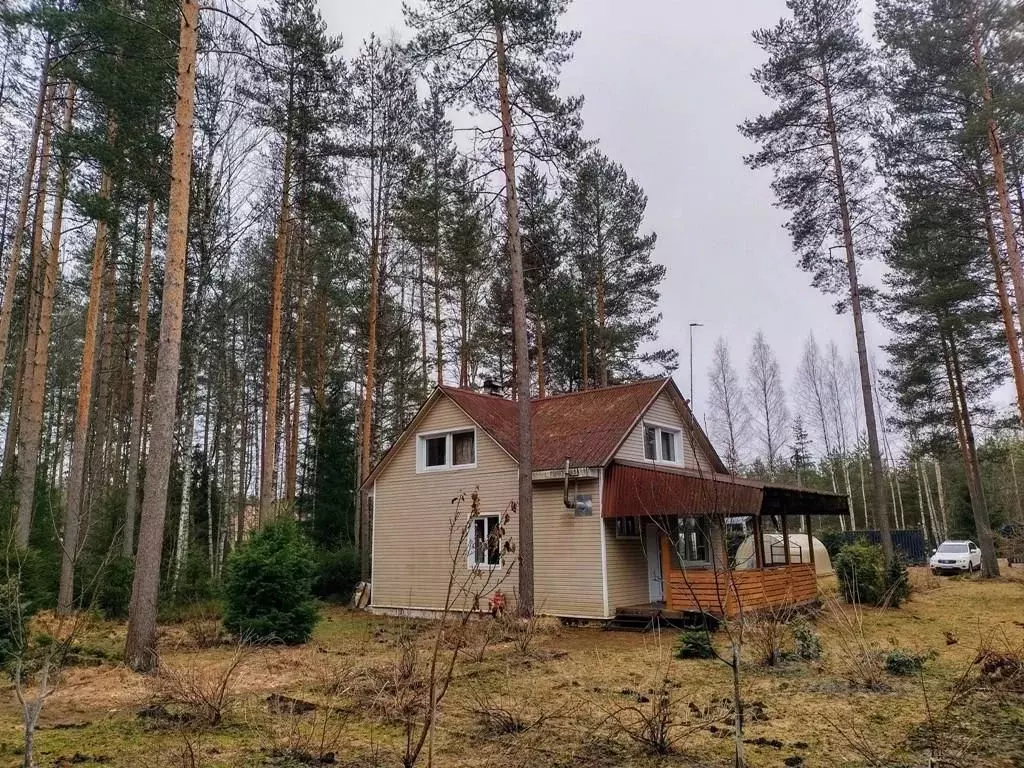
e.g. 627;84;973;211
469;515;501;568
669;517;711;567
615;517;641;539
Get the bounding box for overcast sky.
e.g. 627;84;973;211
320;0;891;422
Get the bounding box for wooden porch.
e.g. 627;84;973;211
603;462;845;621
661;562;818;618
657;524;819;618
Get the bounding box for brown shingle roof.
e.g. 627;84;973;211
439;379;668;470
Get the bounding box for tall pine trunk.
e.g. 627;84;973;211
15;85;74;547
6;80;58;479
125;0;200;672
818;41;892;563
358;228;381;580
286;279;303;505
496;20;534;615
260;139;292;525
973;28;1024;380
943;329;998;576
123;199;154;558
0;42;50;422
57;115;115;613
979;186;1024;423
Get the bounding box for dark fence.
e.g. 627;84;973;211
821;529;929;565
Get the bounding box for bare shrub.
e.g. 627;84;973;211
252;649;360;763
975;638;1024;693
468;688;558;735
825;655;986;767
182;603;225;649
603;675;726;755
153;644;249;726
744;603;795;667
822;592;886;690
500;612;540;655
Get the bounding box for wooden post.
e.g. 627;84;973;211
804;514;815;566
752;515;764;569
780;514;792;565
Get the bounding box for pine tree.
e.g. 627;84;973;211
351;35;415;577
406;0;582;615
518;162;562;396
882;196;1003;576
877;0;1024;424
790;416;813;486
248;0;345;525
562;150;675;387
125;0;200;673
741;0;893;561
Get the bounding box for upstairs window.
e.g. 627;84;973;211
643;424;681;464
418;429;476;472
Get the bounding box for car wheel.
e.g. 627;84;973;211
931;569;940;576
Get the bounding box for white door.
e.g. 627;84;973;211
646;524;664;603
970;543;982;570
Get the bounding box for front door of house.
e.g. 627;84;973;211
646;524;664;603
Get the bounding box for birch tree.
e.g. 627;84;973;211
707;337;748;472
747;331;789;478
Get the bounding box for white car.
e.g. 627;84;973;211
929;540;982;574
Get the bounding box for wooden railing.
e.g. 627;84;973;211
663;562;817;617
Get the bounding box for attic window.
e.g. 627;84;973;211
643;423;681;464
418;430;476;472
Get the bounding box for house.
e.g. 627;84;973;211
360;377;848;621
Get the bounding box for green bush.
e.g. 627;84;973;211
834;541;886;605
223;520;319;644
884;647;933;676
313;545;360;603
674;629;716;660
819;531;847;559
792;619;822;661
882;556;911;608
96;556;134;619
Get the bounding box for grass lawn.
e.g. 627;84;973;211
1;567;1022;768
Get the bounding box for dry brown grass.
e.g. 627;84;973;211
9;576;1024;768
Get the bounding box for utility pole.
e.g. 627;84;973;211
689;322;703;405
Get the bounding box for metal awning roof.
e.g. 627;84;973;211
602;462;849;519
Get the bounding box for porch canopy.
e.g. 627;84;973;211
602;461;849;519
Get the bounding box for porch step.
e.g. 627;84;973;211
606;611;718;633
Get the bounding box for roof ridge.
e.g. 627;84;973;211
439;378;668;404
532;377;668;402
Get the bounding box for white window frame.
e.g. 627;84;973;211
642;422;683;465
467;514;502;570
416;428;477;473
